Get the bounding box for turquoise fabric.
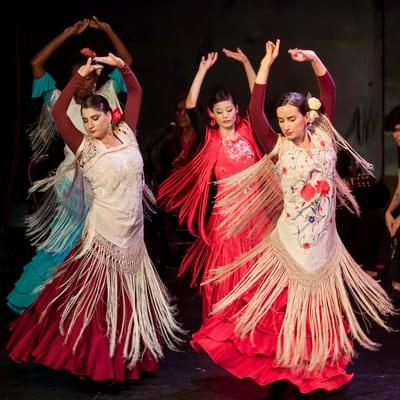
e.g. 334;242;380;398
108;68;127;93
7;176;87;314
31;71;57;105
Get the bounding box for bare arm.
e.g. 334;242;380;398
89;16;133;66
31;19;90;79
186;52;218;109
222;47;256;92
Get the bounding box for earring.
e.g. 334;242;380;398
210;119;216;127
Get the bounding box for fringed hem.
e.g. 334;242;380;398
40;239;184;369
27;101;58;157
210;230;395;373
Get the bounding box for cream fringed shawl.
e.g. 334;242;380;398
30;122;183;368
209;114;395;373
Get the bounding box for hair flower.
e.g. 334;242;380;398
308;97;321;111
80;47;97;58
111;108;123;123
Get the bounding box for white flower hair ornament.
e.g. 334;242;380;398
307;97;322;123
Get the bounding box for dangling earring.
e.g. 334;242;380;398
210;119;216;127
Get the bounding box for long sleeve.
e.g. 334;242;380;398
52;73;84;153
249;83;279;154
317;71;336;120
120;64;142;131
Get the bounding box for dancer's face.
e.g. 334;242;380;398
211;100;238;130
276;104;308;143
392;123;400;146
82;107;112;140
175;99;191;129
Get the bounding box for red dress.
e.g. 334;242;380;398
191;73;393;393
158;116;267;319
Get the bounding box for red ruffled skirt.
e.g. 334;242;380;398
191;288;353;393
7;251;158;382
179;211;265;319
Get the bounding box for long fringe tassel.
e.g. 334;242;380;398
315;115;374;177
27;103;58;157
216;154;283;238
40;236;184;368
210;230;394;373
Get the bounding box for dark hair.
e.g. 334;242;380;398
208;88;237;110
276;92;308;115
81;94;111;114
384;105;400;131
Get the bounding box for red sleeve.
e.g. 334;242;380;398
249;83;279;154
52;73;84;153
120;64;142;130
317;71;336;120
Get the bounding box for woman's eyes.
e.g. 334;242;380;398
216;108;233;114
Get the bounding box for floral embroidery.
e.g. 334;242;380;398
300;183;316;202
222;138;255;161
277;131;336;251
315;180;330;197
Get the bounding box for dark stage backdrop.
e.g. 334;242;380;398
2;0;399;226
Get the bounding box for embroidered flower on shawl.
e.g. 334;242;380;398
282;166;288;175
315;180;330;197
302;243;310;249
320;140;326;147
300;183;316;202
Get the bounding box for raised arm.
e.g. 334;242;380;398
186;52;218;109
88;16;133;66
288;48;336;120
31;19;90;79
249;40;280;153
94;53;142;130
52;58;102;153
222;47;256;93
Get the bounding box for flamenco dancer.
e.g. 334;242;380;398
7;54;182;383
157;48;277;319
192;40;394;395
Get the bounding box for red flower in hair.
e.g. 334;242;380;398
80;47;97;58
111;108;122;123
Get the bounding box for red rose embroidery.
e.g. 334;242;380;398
282;167;287;175
300;183;316;201
303;243;310;249
320;140;326;147
315;180;330;197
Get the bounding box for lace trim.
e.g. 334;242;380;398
80;229;145;274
